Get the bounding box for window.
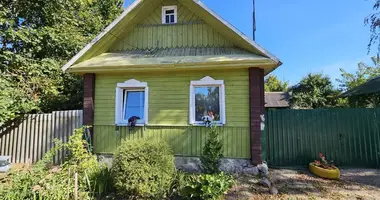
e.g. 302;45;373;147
115;79;148;126
189;76;226;125
162;6;177;24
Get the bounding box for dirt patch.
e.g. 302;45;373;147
226;168;380;200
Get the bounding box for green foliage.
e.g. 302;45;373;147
0;127;112;200
200;126;223;174
337;57;380;108
176;172;235;200
289;73;339;109
366;1;380;52
0;0;123;123
264;75;289;92
111;139;175;199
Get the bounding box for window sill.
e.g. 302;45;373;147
115;124;145;127
191;123;225;127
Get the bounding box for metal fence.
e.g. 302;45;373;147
0;110;83;164
264;108;380;168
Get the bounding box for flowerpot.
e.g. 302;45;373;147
309;163;340;179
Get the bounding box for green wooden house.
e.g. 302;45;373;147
62;0;281;165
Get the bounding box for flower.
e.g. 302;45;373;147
314;153;336;169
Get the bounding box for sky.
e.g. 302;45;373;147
124;0;376;86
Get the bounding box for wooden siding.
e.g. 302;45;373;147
94;69;249;127
94;125;250;158
109;0;234;51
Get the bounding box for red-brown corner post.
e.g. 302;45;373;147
83;73;95;127
249;68;265;165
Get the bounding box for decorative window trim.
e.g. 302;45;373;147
189;76;226;126
162;5;177;24
115;79;149;126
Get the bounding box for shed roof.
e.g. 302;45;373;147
341;76;380;97
265;92;290;108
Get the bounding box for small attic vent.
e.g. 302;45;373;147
162;6;177;24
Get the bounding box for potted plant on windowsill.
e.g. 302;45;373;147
309;153;340;179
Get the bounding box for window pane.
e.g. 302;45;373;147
165;15;170;23
124;91;144;121
194;86;220;122
170;15;175;23
165;9;175;14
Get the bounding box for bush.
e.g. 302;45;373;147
200;125;223;174
0;127;111;200
111;139;175;199
176;172;235;200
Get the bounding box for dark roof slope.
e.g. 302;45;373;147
341;76;380;97
265;92;290;108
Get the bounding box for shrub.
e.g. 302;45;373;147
0;127;111;200
200;125;223;174
177;172;235;200
111;139;175;199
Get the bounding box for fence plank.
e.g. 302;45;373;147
0;110;83;164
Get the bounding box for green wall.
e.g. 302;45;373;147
109;0;234;51
94;126;250;158
94;69;249;126
93;69;251;158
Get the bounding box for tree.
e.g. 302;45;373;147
289;73;339;109
0;0;122;123
366;0;380;52
337;57;380;107
264;75;289;92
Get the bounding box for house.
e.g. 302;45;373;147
265;92;290;109
62;0;281;165
341;76;380;97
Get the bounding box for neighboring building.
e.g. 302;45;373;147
341;76;380;97
265;92;290;109
62;0;281;164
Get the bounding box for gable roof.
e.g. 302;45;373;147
62;0;281;72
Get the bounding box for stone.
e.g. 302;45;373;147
239;190;254;198
97;155;261;175
269;186;278;195
175;157;202;172
259;178;271;188
257;162;269;177
242;167;259;175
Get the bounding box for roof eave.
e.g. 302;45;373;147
67;59;277;74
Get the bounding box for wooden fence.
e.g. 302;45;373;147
0;110;83;164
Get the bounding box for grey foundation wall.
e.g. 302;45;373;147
98;155;259;175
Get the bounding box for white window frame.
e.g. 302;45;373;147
189;76;226;126
115;79;149;126
162;6;177;24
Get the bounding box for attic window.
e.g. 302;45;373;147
162;6;177;24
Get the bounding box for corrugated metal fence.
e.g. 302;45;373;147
0;110;83;164
264;108;380;168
